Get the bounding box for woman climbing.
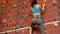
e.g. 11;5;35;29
30;0;45;34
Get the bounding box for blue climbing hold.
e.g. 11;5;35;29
16;25;19;29
20;16;24;19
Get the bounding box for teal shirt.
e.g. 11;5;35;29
32;5;41;14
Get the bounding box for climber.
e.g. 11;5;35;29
31;4;45;34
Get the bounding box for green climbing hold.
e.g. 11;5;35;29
3;12;7;14
2;4;6;8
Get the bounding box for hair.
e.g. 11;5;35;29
31;0;37;7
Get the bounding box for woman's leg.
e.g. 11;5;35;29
38;18;45;34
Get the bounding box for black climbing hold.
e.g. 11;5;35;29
53;18;57;21
29;14;31;17
25;20;27;22
53;3;56;6
20;26;23;28
58;6;60;9
5;32;8;34
20;16;24;19
3;24;8;28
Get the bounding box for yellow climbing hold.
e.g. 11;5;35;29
13;26;15;29
13;4;17;8
44;30;46;33
53;23;58;27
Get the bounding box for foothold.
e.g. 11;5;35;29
53;18;57;21
58;10;60;15
13;26;15;29
13;4;17;7
0;13;1;16
2;19;6;23
25;20;27;22
12;20;16;26
11;4;17;8
58;7;60;9
3;0;8;4
15;25;19;29
3;11;7;14
22;1;25;5
44;30;46;34
53;0;57;6
3;24;7;28
20;26;23;28
10;20;12;23
16;11;20;14
29;14;31;17
5;32;8;34
3;0;7;4
20;16;24;19
53;3;56;6
8;27;12;30
2;4;6;8
53;23;58;27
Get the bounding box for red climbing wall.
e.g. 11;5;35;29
0;0;32;34
0;0;60;34
36;0;59;34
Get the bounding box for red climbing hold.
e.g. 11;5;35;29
12;20;16;26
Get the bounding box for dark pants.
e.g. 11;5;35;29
31;17;44;34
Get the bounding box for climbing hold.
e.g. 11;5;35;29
44;30;46;33
25;20;27;22
3;0;7;4
58;7;60;9
53;18;57;21
44;30;47;34
16;11;20;14
53;23;58;27
10;19;12;23
15;25;19;29
13;26;15;29
22;1;25;5
3;11;7;14
8;27;12;30
2;4;6;8
12;20;16;26
3;24;7;28
58;10;60;15
53;0;57;6
5;32;8;34
29;14;32;17
0;13;1;16
20;26;23;28
13;4;17;7
12;4;17;8
20;16;24;19
2;19;6;23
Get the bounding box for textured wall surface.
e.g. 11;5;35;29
0;0;60;34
